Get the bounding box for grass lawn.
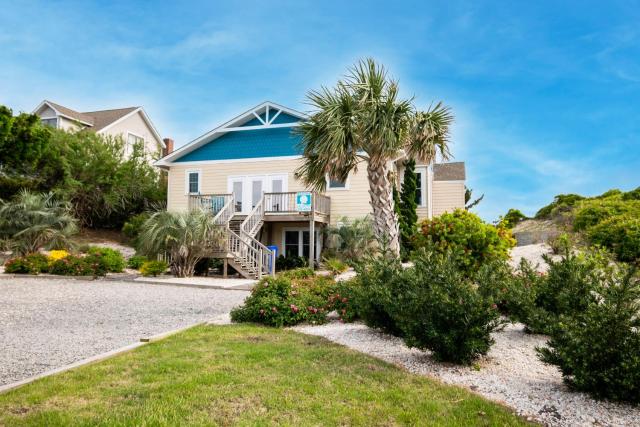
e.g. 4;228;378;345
0;324;530;426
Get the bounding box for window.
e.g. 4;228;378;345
283;229;321;260
414;167;428;207
186;171;200;194
327;175;347;190
127;133;145;156
415;171;423;206
41;118;57;128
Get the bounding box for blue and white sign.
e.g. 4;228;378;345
295;192;312;212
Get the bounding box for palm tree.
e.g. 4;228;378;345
138;209;224;277
296;58;453;255
0;190;78;255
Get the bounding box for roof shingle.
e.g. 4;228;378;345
433;162;466;181
82;107;138;131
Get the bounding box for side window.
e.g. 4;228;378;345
327;175;347;190
415;172;422;206
187;171;200;194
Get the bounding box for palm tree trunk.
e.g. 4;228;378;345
366;160;400;256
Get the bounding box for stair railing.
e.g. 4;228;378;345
226;227;273;278
241;197;265;238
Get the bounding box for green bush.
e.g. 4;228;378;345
49;254;106;276
417;209;515;274
396;248;504;364
323;257;348;276
538;265;640;404
140;260;168;277
127;255;148;270
275;254;307;271
353;250;405;336
324;217;377;264
588;215;640;262
622;186;640;201
194;258;223;276
548;232;572;255
231;271;340;327
573;199;640;231
121;212;150;248
535;194;585;219
328;278;361;322
4;253;49;274
500;208;527;228
85;246;125;272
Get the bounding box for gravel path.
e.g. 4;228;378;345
0;278;248;386
293;321;640;427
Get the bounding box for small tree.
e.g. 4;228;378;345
398;159;418;255
138;209;224;277
465;186;484;210
0;190;78;255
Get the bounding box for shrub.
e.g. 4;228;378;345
324;217;377;264
353;250;404;336
127;255;148;270
140;260;169;277
548;232;572;255
322;257;348;276
231;272;340;327
49;254;106;276
137;210;224;277
4;253;49;274
327;278;361;322
275;254;307;271
622;186;640;201
573;199;640;231
535;193;585;219
0;190;78;255
396;248;504;364
588;215;640;262
500;208;527;228
417;209;515;274
85;246;125;272
121;212;150;248
538;265;640;403
47;250;70;263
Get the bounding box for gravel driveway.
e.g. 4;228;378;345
0;278;248;386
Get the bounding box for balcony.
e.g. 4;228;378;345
189;192;331;223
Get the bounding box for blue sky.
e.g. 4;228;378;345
1;1;639;220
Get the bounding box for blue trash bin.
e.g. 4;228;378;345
266;245;278;273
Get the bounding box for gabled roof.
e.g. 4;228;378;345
433;162;466;181
156;101;307;166
83;107;138;131
33;100;164;148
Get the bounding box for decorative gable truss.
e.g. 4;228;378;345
156;101;307;166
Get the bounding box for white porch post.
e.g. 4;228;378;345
309;194;315;268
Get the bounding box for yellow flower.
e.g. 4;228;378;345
48;250;70;263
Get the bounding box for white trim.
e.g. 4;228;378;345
156;155;302;167
32;101;93;126
433;180;465;184
158;101;308;165
326;174;350;191
227;173;289;214
185;169;202;195
415;166;428;208
428;167;434;219
281;227;322;261
97;107;165;148
221;122;301;132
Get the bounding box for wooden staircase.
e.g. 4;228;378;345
199;194;273;280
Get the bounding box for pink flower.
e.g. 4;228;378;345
290;304;299;313
259;309;265;316
341;297;348;303
271;306;278;313
491;303;498;310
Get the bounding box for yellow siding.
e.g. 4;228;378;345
432;181;465;216
166;158;374;223
416;206;429;221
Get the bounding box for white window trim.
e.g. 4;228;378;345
415;166;428;208
127;131;146;155
325;174;350;191
185;169;202;195
281;227;322;261
40;116;59;129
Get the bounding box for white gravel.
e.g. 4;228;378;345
0;277;248;386
293;321;640;427
510;243;560;273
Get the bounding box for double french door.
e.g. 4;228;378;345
228;174;288;214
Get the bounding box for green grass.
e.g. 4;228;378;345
0;325;531;426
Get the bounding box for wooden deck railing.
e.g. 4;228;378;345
263;192;331;216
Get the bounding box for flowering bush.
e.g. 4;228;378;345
417;209;515;274
139;260;168;277
4;253;49;274
47;250;70;263
231;268;358;327
49;254;106;276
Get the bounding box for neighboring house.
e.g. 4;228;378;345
32;100;166;159
156;101;465;278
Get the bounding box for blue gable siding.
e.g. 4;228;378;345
175;127;302;162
